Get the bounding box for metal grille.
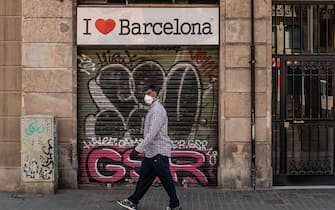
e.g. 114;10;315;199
77;47;219;186
272;2;335;185
272;3;335;55
272;55;335;185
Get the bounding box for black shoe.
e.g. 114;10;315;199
166;206;182;210
117;199;137;210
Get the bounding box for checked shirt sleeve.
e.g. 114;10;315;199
135;106;166;153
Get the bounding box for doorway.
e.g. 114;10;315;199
272;2;335;185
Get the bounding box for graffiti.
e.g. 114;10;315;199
23;139;54;180
81;59;203;142
21;117;55;181
96;50;146;69
78;49;218;185
173;139;218;165
189;50;218;84
40;139;54;179
25;120;46;137
82;136;142;149
78;54;96;75
81;146;217;185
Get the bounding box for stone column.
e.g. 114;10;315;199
219;0;272;189
0;0;22;191
22;0;77;189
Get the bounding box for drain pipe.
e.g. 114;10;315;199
250;0;256;190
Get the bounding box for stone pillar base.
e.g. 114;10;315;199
23;182;57;194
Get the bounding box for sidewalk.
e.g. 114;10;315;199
1;186;335;210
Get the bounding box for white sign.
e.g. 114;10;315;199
77;7;219;45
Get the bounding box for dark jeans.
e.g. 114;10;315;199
128;154;180;208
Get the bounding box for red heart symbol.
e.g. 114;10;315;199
95;18;116;35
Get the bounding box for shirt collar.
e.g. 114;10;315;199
150;99;160;109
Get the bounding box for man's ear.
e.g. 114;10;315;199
153;91;158;99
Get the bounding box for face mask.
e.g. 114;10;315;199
144;94;154;105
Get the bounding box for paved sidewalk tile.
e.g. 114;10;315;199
1;187;335;210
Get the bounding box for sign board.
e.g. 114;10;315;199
77;7;219;45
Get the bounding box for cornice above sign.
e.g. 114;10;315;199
77;7;219;45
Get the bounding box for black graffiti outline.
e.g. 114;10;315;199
96;50;146;70
23;139;54;180
39;139;54;179
85;60;202;141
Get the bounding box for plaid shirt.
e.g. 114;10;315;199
135;99;172;158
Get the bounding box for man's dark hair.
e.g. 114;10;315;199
143;84;160;95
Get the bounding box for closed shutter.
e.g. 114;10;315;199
78;47;219;186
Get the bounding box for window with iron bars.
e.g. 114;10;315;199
272;3;335;55
272;3;335;121
78;0;218;4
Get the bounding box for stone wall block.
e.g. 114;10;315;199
0;117;20;140
0;43;3;65
0;93;21;116
224;68;267;93
222;143;251;188
22;93;72;118
225;93;250;117
256;70;267;92
0;67;21;91
224;143;251;169
256;167;272;189
0;168;20;191
226;19;250;43
226;0;270;19
255;117;267;142
226;0;250;18
59;168;78;189
23;18;72;43
226;45;250;68
224;93;267;117
256;93;267;117
23;44;72;68
5;42;21;65
0;0;4;16
255;0;271;19
220;14;225;45
23;0;72;18
220;0;225;17
255;44;267;68
5;0;21;16
225;69;250;92
255;143;270;167
0;142;20;167
57;118;73;143
255;19;268;43
59;143;73;169
222;167;251;189
22;70;72;92
225;118;250;142
0;17;4;41
5;16;21;41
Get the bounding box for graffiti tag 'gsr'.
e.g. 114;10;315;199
80;146;216;185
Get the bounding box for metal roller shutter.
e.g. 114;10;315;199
78;47;219;186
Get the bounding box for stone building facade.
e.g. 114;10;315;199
0;0;273;191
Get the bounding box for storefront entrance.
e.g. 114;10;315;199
272;2;335;185
76;7;219;187
77;47;219;186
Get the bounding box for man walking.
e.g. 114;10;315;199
117;84;182;210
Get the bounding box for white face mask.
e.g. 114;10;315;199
144;94;154;105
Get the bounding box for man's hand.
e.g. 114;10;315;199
130;149;139;159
